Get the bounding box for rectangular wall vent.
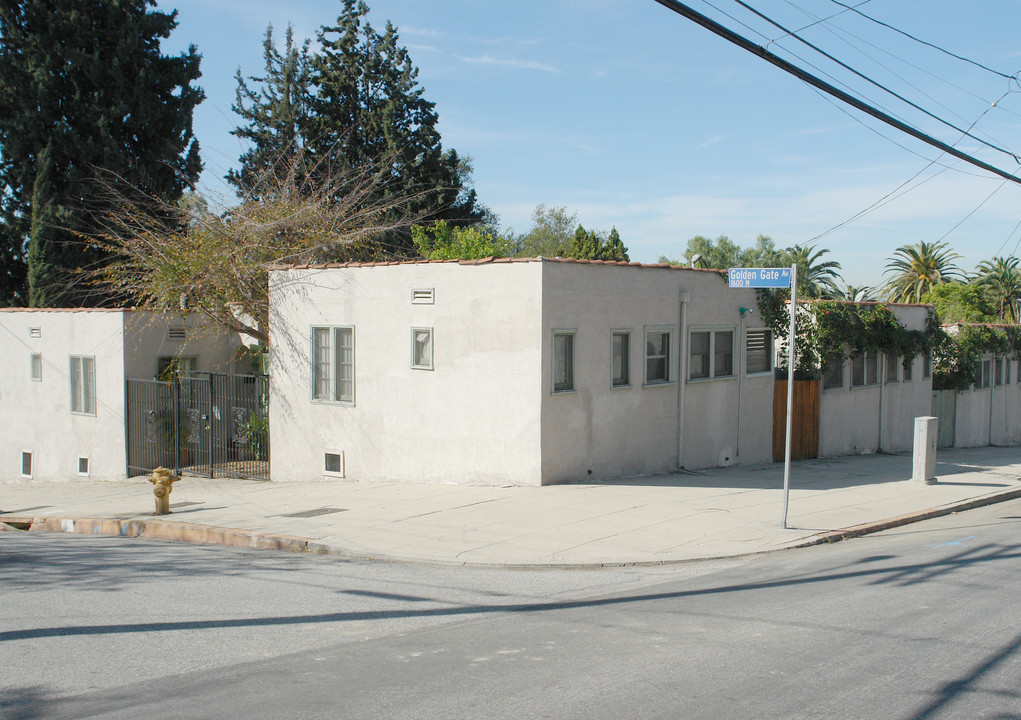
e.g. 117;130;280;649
411;288;435;305
168;326;187;340
29;327;41;338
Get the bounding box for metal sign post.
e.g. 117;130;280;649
728;265;798;529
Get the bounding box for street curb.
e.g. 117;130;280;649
2;488;1020;567
0;515;325;554
792;487;1021;549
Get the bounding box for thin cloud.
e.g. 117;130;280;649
456;54;562;74
400;25;443;38
697;135;723;149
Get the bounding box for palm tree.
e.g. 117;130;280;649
882;241;963;303
783;244;843;298
974;256;1021;322
831;283;877;302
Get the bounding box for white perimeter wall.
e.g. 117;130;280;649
0;310;127;482
819;305;933;456
954;355;1021;447
539;262;771;482
269;262;544;485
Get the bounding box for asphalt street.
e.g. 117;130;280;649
2;499;1020;719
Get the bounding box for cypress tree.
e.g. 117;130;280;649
0;0;203;306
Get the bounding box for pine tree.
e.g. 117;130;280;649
232;0;486;256
0;0;203;306
229;24;312;198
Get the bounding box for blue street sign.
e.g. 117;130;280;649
728;267;793;288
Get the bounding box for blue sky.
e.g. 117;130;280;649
155;0;1021;287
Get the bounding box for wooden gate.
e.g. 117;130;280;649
931;389;957;449
773;379;820;462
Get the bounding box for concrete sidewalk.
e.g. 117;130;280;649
3;445;1021;567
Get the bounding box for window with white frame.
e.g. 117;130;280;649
78;457;90;476
851;350;878;387
31;353;42;381
646;327;673;384
311;326;354;403
823;353;843;390
885;353;899;383
688;328;732;381
324;451;345;477
69;355;96;415
21;451;32;478
745;329;772;375
553;331;575;392
995;357;1004;386
611;331;631;387
411;327;433;370
903;356;913;382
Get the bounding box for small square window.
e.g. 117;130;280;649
611;331;630;387
78;457;90;476
31;353;42;381
553;331;575;393
324;451;345;477
21;451;32;478
411;327;434;370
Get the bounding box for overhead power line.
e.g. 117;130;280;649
652;0;1021;187
829;0;1017;81
732;0;1020;162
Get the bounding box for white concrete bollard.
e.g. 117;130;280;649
912;416;938;485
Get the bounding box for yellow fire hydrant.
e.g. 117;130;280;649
149;467;180;515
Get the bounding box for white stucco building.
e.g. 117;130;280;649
269;257;779;486
0;309;242;482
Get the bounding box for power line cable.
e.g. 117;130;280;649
652;0;1021;186
829;0;1018;81
728;0;1021;162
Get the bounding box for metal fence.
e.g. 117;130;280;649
126;373;270;480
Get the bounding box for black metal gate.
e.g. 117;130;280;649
126;373;269;480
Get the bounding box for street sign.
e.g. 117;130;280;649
728;268;792;288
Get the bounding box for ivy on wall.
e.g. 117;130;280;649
756;291;943;381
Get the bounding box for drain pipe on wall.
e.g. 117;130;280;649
676;290;690;469
878;358;885;452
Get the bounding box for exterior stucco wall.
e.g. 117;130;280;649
819;305;934;457
122;312;241;379
0;310;127;482
538;262;770;482
953;354;1021;447
269;263;544;485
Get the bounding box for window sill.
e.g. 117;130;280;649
311;399;356;407
552;389;577;395
610;383;633;390
744;370;773;378
643;380;677;388
686;375;737;384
